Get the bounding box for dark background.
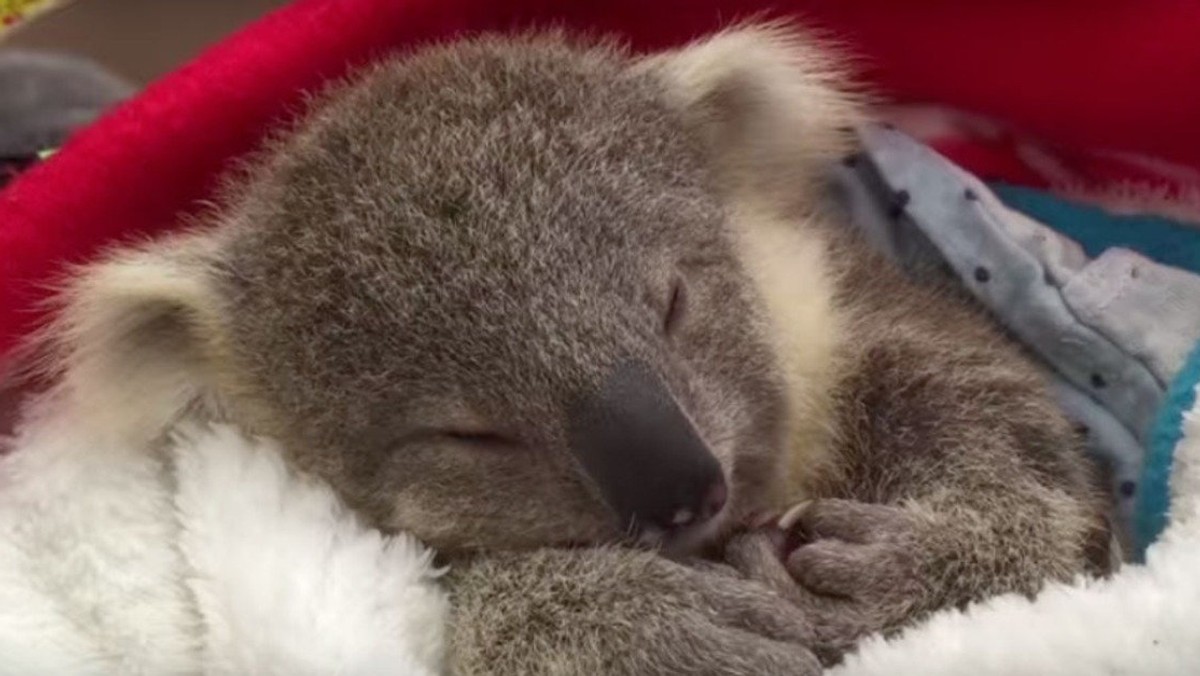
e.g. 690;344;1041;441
6;0;288;85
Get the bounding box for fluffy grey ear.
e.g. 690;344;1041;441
38;233;228;443
641;23;867;214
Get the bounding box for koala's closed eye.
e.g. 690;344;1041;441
663;256;727;338
663;276;687;336
443;430;520;449
397;426;522;451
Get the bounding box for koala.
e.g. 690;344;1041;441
32;25;1109;675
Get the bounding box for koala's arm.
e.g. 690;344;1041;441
444;546;822;676
742;259;1110;660
828;318;1108;596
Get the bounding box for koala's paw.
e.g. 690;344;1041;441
726;500;931;662
778;499;923;602
662;563;827;676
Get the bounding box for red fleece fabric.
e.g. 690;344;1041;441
3;0;1200;360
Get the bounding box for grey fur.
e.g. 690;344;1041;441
42;27;1107;674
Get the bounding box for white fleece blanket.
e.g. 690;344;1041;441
2;391;1198;675
0;401;447;675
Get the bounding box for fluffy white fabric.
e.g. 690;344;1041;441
833;384;1200;676
0;400;448;675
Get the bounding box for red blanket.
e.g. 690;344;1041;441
3;0;1200;359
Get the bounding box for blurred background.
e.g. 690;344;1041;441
6;0;288;85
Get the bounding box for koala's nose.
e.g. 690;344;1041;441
567;360;728;535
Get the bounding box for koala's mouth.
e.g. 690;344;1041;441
636;501;732;558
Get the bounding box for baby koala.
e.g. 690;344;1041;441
41;24;1109;675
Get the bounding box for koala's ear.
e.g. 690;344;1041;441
641;23;867;213
38;233;229;443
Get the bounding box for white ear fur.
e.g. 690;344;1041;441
643;23;866;213
39;233;228;445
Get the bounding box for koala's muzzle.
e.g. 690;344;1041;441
568;360;728;536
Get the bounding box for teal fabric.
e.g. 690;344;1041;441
1135;340;1200;558
990;183;1200;274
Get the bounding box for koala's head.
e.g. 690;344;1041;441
47;26;861;555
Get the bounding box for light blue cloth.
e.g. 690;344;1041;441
832;127;1200;557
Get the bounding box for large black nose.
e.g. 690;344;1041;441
567;360;728;534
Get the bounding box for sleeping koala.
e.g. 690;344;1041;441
37;25;1109;675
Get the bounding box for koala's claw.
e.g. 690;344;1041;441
780;499;904;544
